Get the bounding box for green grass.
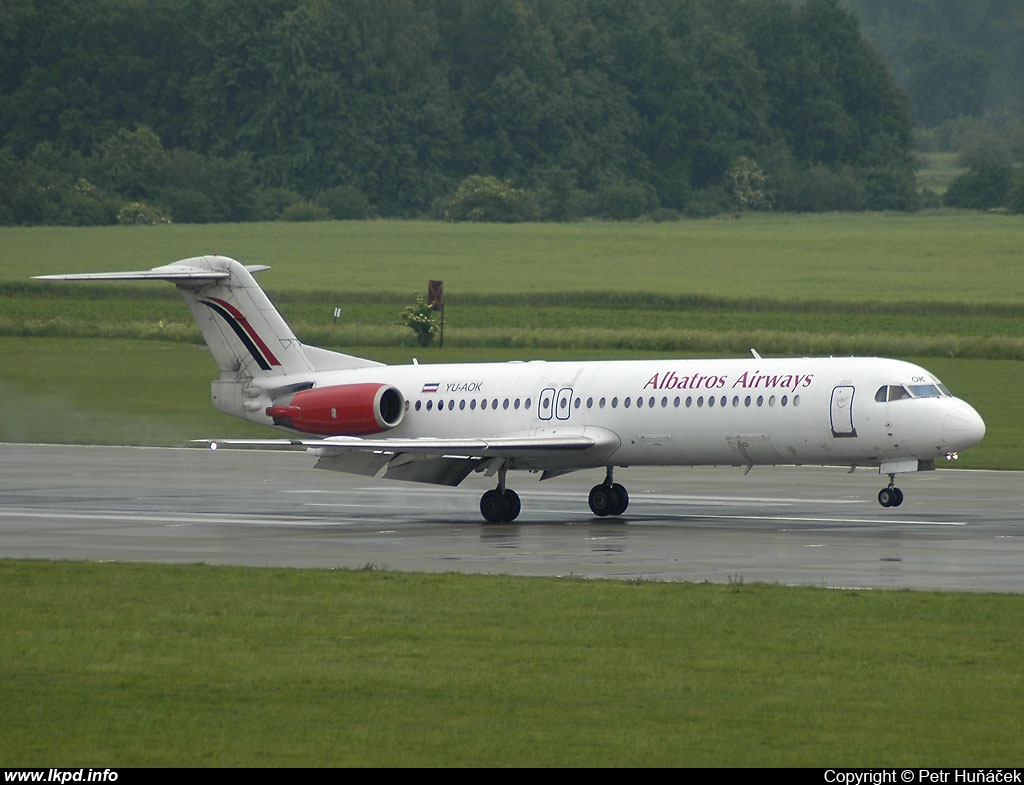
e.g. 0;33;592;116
4;212;1024;302
1;560;1021;767
4;215;1024;361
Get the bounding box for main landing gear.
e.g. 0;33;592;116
480;487;521;523
588;468;629;517
479;463;521;523
478;466;630;523
877;474;904;508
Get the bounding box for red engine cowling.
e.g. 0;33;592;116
265;383;405;436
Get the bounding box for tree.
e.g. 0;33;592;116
0;0;924;222
902;36;991;126
727;157;770;211
90;126;169;201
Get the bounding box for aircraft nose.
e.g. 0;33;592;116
943;401;986;450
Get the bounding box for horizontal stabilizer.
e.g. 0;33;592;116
35;263;270;283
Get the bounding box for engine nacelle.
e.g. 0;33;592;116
265;383;405;436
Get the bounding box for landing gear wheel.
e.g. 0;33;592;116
877;486;904;508
609;483;629;515
589;483;629;517
877;472;905;509
589;484;612;516
504;489;522;519
480;488;521;523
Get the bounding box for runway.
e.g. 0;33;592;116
2;443;1022;592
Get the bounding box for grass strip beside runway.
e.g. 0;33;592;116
1;559;1021;766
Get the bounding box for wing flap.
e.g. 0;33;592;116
199;428;621;487
314;451;481;486
317;433;609;456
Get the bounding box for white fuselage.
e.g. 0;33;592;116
242;355;985;473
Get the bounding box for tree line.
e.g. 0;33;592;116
843;0;1024;127
0;0;926;225
842;0;1024;214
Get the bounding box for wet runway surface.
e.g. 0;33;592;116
2;443;1022;592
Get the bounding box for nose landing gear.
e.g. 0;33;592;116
877;474;904;508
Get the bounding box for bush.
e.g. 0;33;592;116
316;185;372;220
400;294;439;347
1006;171;1024;214
443;175;539;222
944;163;1013;210
777;166;866;212
532;168;583;221
683;186;732;218
585;180;657;220
158;188;219;224
280;200;331;222
250;188;302;221
117;201;171;225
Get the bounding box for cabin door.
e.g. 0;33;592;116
538;387;574;421
830;386;857;438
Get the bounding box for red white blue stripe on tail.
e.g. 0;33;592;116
200;297;281;371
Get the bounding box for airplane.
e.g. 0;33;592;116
37;255;986;523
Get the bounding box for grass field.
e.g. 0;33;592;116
2;216;1023;766
4;212;1024;302
2;560;1022;767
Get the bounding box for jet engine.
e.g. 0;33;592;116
266;383;405;436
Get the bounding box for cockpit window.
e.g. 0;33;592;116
876;385;910;402
875;383;949;402
907;384;943;398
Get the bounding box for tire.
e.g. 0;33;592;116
610;483;629;515
480;488;521;523
589;484;612;516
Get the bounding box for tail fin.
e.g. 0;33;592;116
38;255;378;376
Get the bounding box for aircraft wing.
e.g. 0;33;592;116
203;428;621;486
